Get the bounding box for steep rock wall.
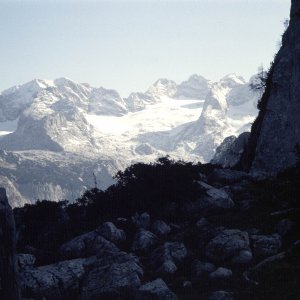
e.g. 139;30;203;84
239;0;300;174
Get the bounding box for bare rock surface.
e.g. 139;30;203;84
0;188;21;300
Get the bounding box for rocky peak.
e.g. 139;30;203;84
175;74;211;99
147;78;177;99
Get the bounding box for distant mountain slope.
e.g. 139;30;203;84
0;73;259;207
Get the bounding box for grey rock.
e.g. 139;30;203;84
20;257;95;300
152;220;171;236
151;242;187;276
59;229;119;259
209;291;234;300
198;181;235;209
0;188;21;300
192;260;216;278
206;229;252;264
250;234;282;257
239;1;300;174
209;267;233;280
158;260;178;276
17;253;36;270
132;212;151;229
135;278;178;300
97;221;126;244
81;251;143;299
132;229;158;253
211;132;250;168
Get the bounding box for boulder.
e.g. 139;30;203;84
132;229;158;253
250;234;282;258
198;181;235;210
81;251;143;299
59;230;118;259
211;132;250;168
151;220;171;236
151;242;187;276
206;229;252;264
0;188;21;300
97;221;126;244
20;257;95;300
132;212;151;229
135;278;178;300
209;267;233;280
157;260;177;276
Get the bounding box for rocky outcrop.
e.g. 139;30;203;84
0;188;20;300
59;229;118;259
97;222;126;244
20;257;95;300
198;181;235;210
211;132;250;168
238;0;300;173
80;251;143;299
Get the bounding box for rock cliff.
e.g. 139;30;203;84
238;0;300;174
0;188;20;299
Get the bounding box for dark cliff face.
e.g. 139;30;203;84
238;0;300;174
0;188;20;300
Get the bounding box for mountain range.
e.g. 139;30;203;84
0;73;259;207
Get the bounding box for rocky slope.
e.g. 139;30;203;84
12;160;300;300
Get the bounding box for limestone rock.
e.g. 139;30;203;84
151;242;187;276
135;278;178;300
59;229;118;259
206;229;252;264
239;1;300;174
80;252;143;299
151;220;171;236
132;229;158;253
0;188;21;300
198;181;235;209
97;221;126;244
20;257;95;300
212;132;250;168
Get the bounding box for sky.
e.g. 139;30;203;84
0;0;291;97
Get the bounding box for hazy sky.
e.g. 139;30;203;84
0;0;290;96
